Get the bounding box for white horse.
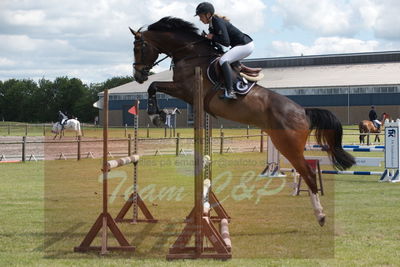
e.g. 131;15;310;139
51;119;82;139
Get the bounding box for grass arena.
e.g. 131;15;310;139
1;121;399;266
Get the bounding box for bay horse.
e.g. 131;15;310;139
359;113;389;144
51;119;82;139
130;17;355;226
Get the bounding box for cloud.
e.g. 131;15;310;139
270;37;380;56
0;57;16;67
356;0;400;40
0;0;398;83
3;9;46;26
273;0;400;40
273;0;360;36
212;0;266;33
0;0;267;82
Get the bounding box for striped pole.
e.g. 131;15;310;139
305;147;384;152
281;168;384;176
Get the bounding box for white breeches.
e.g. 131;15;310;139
219;41;254;65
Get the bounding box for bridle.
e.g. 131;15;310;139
132;35;169;77
132;33;214;77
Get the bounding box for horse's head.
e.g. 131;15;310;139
382;113;390;124
130;27;160;83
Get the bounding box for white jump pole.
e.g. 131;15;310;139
259;136;286;177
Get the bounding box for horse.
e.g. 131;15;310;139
130;17;355;226
359;113;389;144
51;119;82;139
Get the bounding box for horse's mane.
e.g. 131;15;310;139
148;17;200;36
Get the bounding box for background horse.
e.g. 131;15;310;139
130;17;355;226
51;119;82;139
359;113;389;144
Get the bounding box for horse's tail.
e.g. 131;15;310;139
305;108;355;170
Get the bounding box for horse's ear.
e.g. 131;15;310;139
129;27;141;38
129;27;136;35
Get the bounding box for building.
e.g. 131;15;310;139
98;51;400;127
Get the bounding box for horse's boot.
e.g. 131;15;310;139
220;62;237;100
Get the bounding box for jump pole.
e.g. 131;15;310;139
263;120;400;183
166;67;231;260
74;89;135;254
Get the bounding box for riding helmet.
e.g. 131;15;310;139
195;2;215;16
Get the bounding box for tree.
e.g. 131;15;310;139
0;75;136;123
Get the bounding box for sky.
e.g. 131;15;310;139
0;0;399;84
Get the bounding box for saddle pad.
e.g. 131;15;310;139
206;58;256;95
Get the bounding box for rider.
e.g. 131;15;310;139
195;2;254;100
369;106;381;130
58;111;68;129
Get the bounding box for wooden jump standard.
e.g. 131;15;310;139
74;90;156;255
166;67;232;260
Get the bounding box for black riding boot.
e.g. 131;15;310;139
220;62;237;100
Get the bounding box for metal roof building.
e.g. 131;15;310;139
101;51;400;127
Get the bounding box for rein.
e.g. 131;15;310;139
133;36;214;74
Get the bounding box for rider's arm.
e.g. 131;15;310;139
210;17;230;47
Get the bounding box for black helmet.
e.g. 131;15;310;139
195;2;215;16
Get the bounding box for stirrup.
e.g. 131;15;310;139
220;90;237;100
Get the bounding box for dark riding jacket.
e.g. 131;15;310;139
209;16;252;47
369;109;377;121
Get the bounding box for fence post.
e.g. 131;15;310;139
164;126;167;138
8;124;10;135
247;125;249;139
260;130;264;153
124;124;128;137
25;124;28;136
43;124;46;136
176;133;180;156
22;136;26;162
77;135;81;161
220;132;224;154
146;123;150;138
128;134;132;156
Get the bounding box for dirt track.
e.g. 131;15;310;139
0;135;263;161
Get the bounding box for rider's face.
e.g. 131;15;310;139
199;13;211;24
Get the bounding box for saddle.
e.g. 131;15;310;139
237;64;264;80
207;58;264;96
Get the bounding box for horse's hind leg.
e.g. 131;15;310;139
267;129;325;226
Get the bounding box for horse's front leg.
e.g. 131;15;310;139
148;81;179;127
375;133;380;143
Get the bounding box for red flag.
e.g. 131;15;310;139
128;100;139;115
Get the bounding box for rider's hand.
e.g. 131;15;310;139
205;34;213;40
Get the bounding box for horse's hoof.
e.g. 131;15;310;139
318;214;326;227
150;115;163;127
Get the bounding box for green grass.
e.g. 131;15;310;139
0;121;263;139
1;150;399;266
